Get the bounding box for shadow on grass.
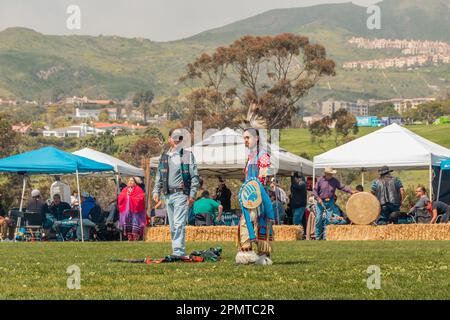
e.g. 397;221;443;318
275;260;311;266
233;260;310;266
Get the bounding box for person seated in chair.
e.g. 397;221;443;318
409;185;431;224
328;195;348;225
76;192;102;241
49;194;71;221
48;194;72;239
151;198;167;226
106;198;119;226
193;190;223;226
270;191;285;225
0;192;14;242
26;189;48;225
428;200;450;224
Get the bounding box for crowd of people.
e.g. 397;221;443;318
0;175;150;242
1;164;448;243
0;128;449;247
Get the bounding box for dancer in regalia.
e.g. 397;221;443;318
236;128;275;265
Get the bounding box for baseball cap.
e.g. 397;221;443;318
81;191;90;198
31;189;41;197
170;128;184;142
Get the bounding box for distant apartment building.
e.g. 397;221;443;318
75;108;102;120
345;37;450;70
364;97;436;114
75;107;144;121
320;97;436;117
348;37;450;53
62;96;114;106
93;122;147;134
321;99;369;117
43;123;105;138
392;98;436;114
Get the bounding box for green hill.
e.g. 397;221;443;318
187;0;450;44
0;0;449;103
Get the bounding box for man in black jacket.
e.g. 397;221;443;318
49;194;71;221
214;177;231;212
291;172;307;228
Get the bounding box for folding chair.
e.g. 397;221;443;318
436;214;446;224
10;209;24;241
23;211;45;241
194;213;214;226
221;211;240;226
153;209;168;226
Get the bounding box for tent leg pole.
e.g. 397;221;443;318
18;175;26;212
429;160;433;201
361;171;364;186
437;170;442;202
76;170;84;243
15;175;27;241
115;174;120;196
312;166;316;190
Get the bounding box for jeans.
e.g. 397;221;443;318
293;207;306;226
166;192;189;257
377;203;400;225
315;199;342;240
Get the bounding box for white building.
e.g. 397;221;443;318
321;99;369;117
393;98;436;114
43;123;105;138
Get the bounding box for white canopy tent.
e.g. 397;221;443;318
73;148;144;177
150;127;316;178
313;123;450;194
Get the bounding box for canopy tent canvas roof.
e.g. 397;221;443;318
73;148;144;177
150;127;315;178
314;123;450;171
0;146;114;174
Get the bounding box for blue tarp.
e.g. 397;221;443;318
0;146;114;174
434;158;450;204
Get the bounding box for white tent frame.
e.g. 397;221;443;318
313;124;450;198
73;148;144;177
150;127;317;178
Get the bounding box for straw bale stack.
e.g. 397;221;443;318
327;224;450;241
144;225;303;242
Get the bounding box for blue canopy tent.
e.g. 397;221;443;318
437;158;450;204
0;146;114;241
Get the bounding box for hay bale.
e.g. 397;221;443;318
144;225;303;242
327;224;450;241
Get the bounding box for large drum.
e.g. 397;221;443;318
346;192;381;225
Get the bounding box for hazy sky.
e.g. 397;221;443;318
0;0;381;42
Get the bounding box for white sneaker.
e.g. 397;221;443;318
235;251;259;264
255;254;273;266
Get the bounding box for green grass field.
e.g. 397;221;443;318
1;241;450;300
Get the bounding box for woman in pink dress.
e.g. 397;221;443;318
118;177;146;241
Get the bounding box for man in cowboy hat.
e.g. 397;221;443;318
371;165;405;224
313;167;353;240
